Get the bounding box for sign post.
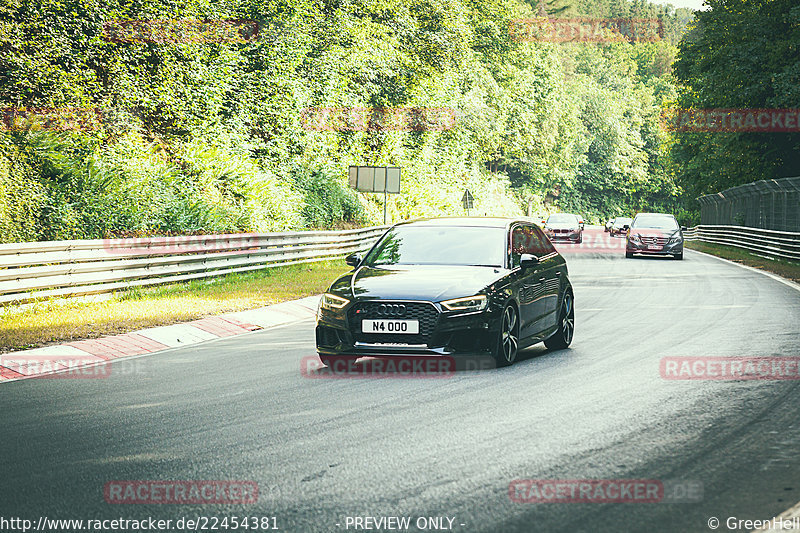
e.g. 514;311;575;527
462;189;474;216
348;166;401;224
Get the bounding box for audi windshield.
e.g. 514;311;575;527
364;226;506;267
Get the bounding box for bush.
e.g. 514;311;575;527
0;138;46;242
290;165;366;228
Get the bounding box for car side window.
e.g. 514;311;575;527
534;225;556;255
510;225;551;268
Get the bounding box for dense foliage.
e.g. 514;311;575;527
671;0;800;205
0;0;695;241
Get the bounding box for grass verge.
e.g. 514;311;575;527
0;259;347;353
686;241;800;283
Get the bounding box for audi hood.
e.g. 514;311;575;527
327;264;506;303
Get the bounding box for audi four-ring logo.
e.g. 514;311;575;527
377;304;406;316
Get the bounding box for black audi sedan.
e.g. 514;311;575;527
315;218;575;368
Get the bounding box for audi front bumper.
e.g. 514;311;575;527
316;300;503;358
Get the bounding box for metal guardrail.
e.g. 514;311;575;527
684;225;800;261
0;226;388;305
4;222;794;306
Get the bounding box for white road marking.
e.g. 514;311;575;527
752;499;800;532
688;249;800;293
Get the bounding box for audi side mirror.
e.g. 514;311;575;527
623;224;630;230
345;253;362;267
520;254;539;269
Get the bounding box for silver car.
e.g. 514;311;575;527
544;213;583;244
625;213;685;260
610;217;632;236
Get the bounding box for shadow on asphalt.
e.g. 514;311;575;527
304;345;563;377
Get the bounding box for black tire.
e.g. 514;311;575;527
625;251;634;258
492;304;520;367
544;290;574;351
319;355;357;371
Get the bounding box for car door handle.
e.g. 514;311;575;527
539;277;546;284
555;271;561;276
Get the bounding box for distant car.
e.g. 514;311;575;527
577;216;585;231
625;213;685;260
604;218;615;232
315;217;575;368
544;213;583;244
610;217;632;236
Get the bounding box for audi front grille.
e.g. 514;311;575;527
348;301;440;346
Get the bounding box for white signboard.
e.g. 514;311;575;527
348;166;401;193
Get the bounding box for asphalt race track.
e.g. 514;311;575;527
2;229;800;533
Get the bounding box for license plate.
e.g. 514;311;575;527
647;244;661;250
362;319;419;334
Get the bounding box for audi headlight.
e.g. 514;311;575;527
441;294;488;312
320;293;349;311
